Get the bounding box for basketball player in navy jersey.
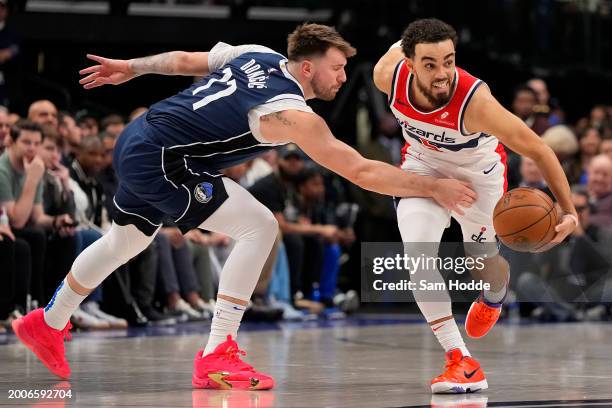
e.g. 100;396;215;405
373;19;578;393
12;24;478;389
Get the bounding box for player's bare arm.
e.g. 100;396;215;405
372;46;405;95
260;109;478;215
464;84;578;245
79;51;210;89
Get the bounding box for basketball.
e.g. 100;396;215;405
493;187;559;252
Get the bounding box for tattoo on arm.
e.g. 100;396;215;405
129;52;178;75
260;111;296;127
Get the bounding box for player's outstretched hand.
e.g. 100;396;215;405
431;179;477;216
79;54;138;89
531;213;578;253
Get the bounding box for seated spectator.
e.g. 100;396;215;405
541;125;579;183
0;208;31;328
69;135;107;228
57;111;82;166
156;225;210;321
0;120;75;303
511;84;550;135
100;114;125;138
39;125;125;329
75;111;99;138
576;127;603;184
601;135;612;162
587;154;612;228
295;166;356;313
27;100;58;128
516;189;612;321
518;156;551;195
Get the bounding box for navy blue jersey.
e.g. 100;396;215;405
144;48;306;171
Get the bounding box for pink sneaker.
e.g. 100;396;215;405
12;308;72;379
192;335;274;390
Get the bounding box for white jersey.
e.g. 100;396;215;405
389;60;506;170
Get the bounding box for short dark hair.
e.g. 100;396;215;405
41;124;62;147
287;23;356;61
401;18;458;58
296;165;323;187
100;114;124;130
10;119;43;141
513;84;538;101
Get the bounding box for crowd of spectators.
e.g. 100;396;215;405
0;99;360;333
1;72;611;334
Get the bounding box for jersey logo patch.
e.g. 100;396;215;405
194;182;214;204
440;112;449;119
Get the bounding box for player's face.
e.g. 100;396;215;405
310;47;347;101
409;39;456;108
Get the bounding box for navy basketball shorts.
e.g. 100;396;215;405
111;118;228;236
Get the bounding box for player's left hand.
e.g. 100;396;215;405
531;213;578;253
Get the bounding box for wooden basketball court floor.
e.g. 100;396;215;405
1;315;611;407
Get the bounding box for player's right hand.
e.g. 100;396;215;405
79;54;137;89
23;156;46;181
431;179;477;216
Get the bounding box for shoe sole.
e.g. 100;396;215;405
192;372;274;390
431;379;488;394
11;318;70;379
465;302;499;339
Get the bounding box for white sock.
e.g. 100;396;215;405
431;319;471;357
43;279;87;330
203;297;246;356
484;282;507;304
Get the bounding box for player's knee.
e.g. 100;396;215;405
256;207;279;239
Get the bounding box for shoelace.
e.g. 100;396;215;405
61;322;73;342
474;303;498;322
222;346;254;372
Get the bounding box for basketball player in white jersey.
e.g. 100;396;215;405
373;18;578;393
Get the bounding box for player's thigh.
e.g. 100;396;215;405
198;177;277;240
396;197;450;242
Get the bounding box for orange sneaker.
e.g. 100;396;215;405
465;295;502;339
12;308;72;379
192;335;274;390
431;349;488;394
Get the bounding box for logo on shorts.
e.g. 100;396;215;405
471;226;487;243
194;182;214;204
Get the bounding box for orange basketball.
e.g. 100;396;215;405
493;187;558;252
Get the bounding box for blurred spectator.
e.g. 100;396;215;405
76;111;99;138
511;84;550;135
527;78;564;126
244;149;277;187
516;189;612;321
156;225;211;321
57;111;81;165
519;156;552;197
0;206;30;327
129;107;147;123
600;135;612;162
0;120;75;302
541;125;579;182
587;154;612;228
0;105;9;153
27;100;58;128
590;105;608;130
100;114;125;138
0;0;18;106
296;166;355;309
70;135;106;227
576;127;603;184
